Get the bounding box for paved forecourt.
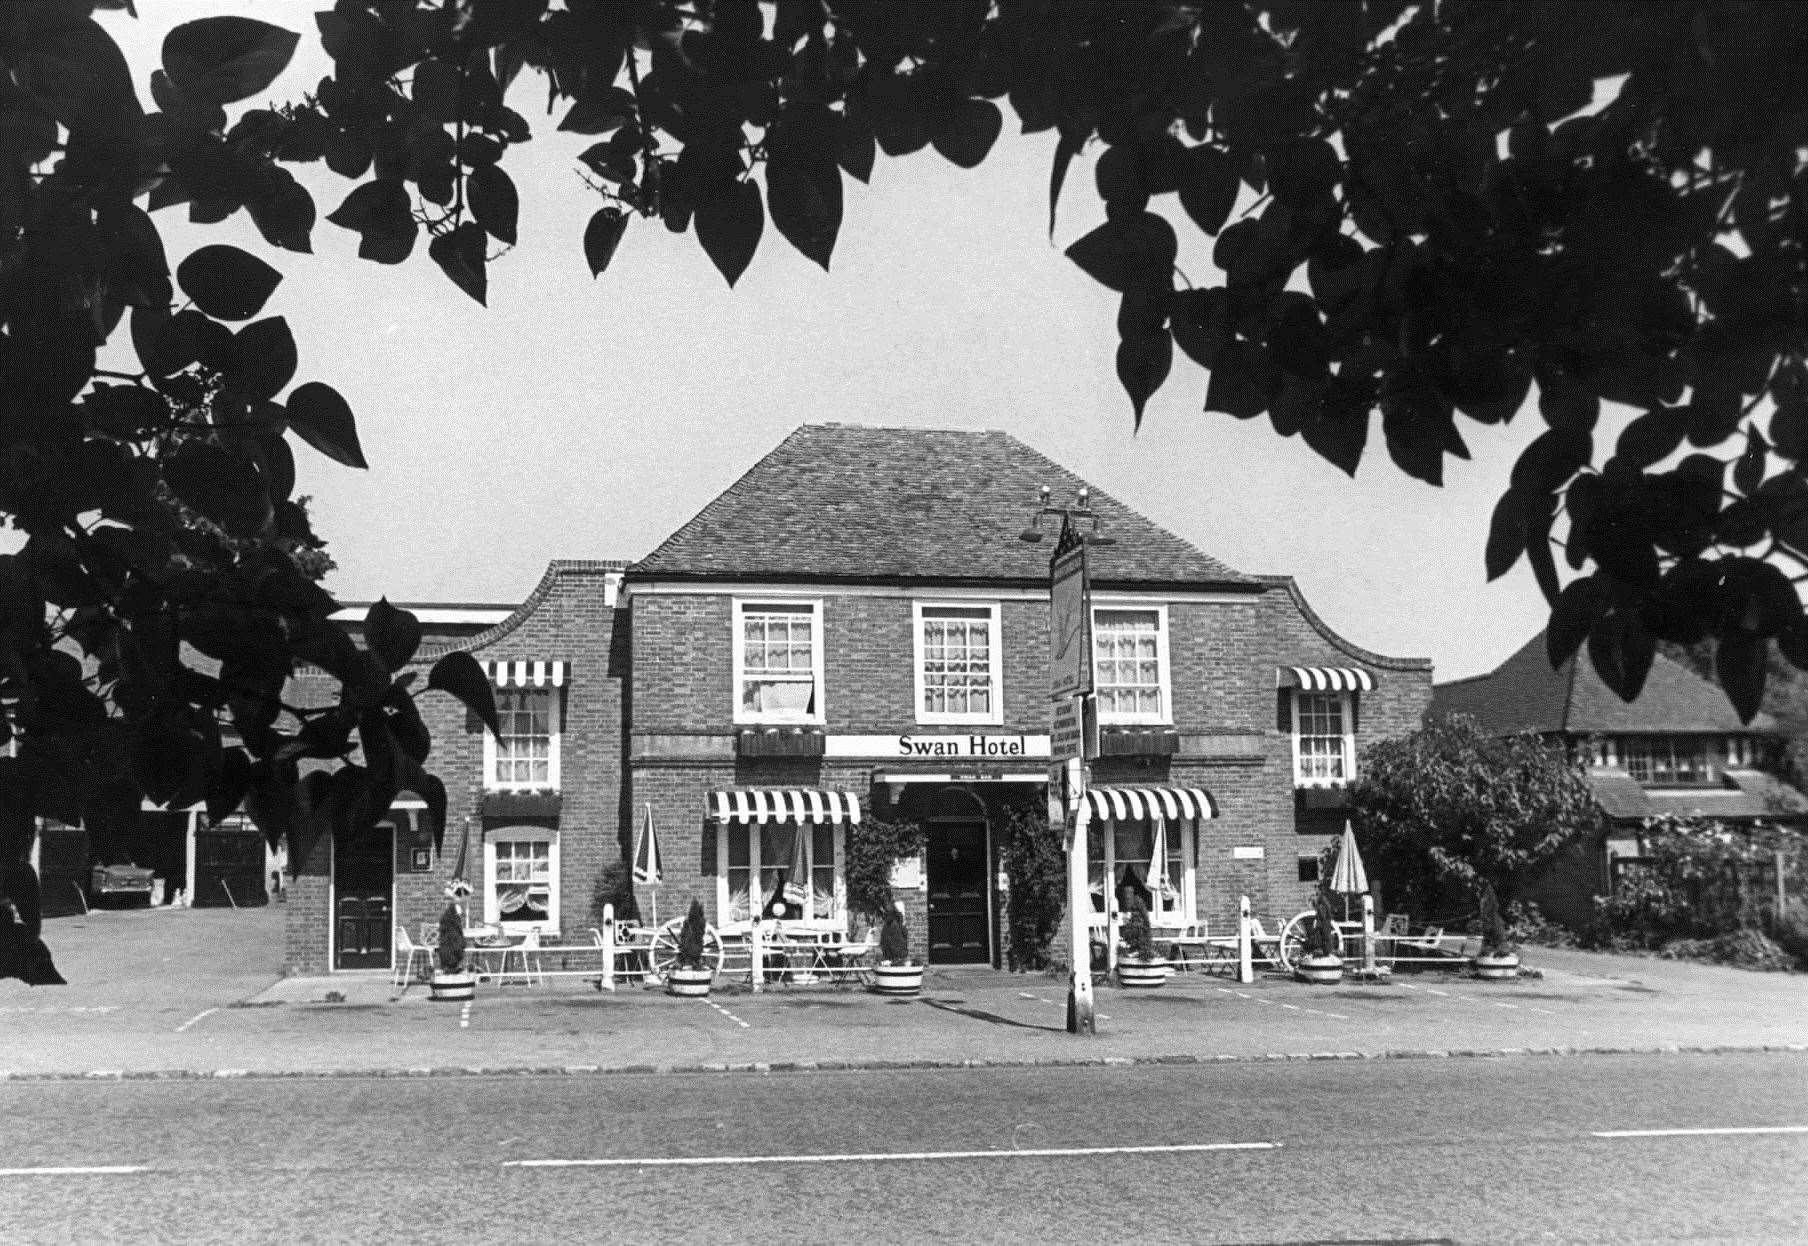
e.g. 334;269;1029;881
4;906;1806;1079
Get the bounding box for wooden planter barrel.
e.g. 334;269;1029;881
665;966;714;997
429;970;475;1002
870;963;923;996
1294;954;1345;985
1471;952;1521;981
1116;958;1170;989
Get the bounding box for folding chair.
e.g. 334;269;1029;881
393;926;430;988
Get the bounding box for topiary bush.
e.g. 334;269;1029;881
879;905;911;965
590;858;640;929
436;901;466;974
1121;893;1156;961
675;897;708;971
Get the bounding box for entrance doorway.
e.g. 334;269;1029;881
333;820;393;971
926;820;991;964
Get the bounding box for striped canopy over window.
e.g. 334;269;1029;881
1276;666;1374;692
708;788;862;826
1081;786;1215;822
482;659;566;687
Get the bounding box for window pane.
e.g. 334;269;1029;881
1094;610;1160;717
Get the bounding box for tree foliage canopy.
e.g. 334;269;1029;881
1347;716;1599;912
7;0;1808;978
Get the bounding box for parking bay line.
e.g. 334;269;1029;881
1592;1126;1808;1139
505;1140;1280;1169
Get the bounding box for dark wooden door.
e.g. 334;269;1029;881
926;820;990;964
334;821;393;970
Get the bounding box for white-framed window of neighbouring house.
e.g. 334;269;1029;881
484;687;560;790
914;601;1002;724
733;599;824;724
716;820;843;932
1091;604;1170;724
1293;689;1354;786
484;828;557;931
1086;815;1194;928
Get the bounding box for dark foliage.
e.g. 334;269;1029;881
1477;880;1511;957
999;801;1065;971
675;897;708;972
1349;718;1599;914
879;905;910;965
11;2;1808;980
1121;892;1156;962
844;816;926;927
435;901;465;974
589;858;640;929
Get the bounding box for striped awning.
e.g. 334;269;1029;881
1277;666;1374;692
483;659;566;688
709;789;862;826
1082;786;1215;822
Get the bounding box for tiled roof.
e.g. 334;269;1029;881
630;424;1257;587
1430;630;1779;735
1588;769;1808;822
1587;771;1654;819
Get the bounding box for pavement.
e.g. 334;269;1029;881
4;902;1806;1081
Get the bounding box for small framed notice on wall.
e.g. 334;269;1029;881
409;847;432;872
889;855;925;891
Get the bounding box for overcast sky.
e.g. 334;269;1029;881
98;2;1571;682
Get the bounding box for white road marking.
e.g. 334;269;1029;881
1017;992;1109;1022
0;1166;148;1177
1279;1003;1300;1011
1425;988;1449;997
1493;1002;1518;1010
1528;1008;1556;1015
460;1000;472;1029
505;1141;1280;1169
174;1008;217;1033
706;999;750;1029
1592;1126;1808;1139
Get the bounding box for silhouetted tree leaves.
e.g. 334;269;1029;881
228;317;297;402
695;179;763;287
584;207;627;276
364;598;421;673
325;179;416;263
175;244;282;321
428;221;488;304
468;164;519;245
162;16;299;105
427;651;500;740
285;382;366;469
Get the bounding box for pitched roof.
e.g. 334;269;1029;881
1588;769;1808;823
1430;630;1780;736
629;424;1257;587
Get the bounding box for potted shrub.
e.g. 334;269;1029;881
1471;881;1520;980
1294;888;1345;984
1116;893;1169;989
870;903;923;996
665;898;715;997
430;881;476;1001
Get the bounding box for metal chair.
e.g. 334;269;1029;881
393;926;430;988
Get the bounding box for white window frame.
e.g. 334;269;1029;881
482;686;562;792
913;601;1003;725
1085;814;1196;931
1090;602;1171;725
1292;688;1355;787
732;599;825;725
714;820;846;934
483;827;559;933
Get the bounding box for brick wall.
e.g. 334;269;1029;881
284;563;627;975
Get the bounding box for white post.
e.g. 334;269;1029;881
749;918;764;994
1063;763;1095;1035
1238;894;1253;984
1361;893;1376;977
601;903;616;993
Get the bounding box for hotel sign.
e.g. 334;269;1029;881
824;734;1052;760
1049;542;1092;701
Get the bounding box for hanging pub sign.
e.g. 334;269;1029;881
1049;537;1092;701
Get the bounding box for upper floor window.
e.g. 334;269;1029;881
1293;690;1353;786
734;600;823;723
1618;735;1715;786
1093;605;1169;723
914;602;1002;724
486;687;561;790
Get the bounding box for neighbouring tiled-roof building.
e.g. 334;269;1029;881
282;423;1434;975
1430;631;1808;926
